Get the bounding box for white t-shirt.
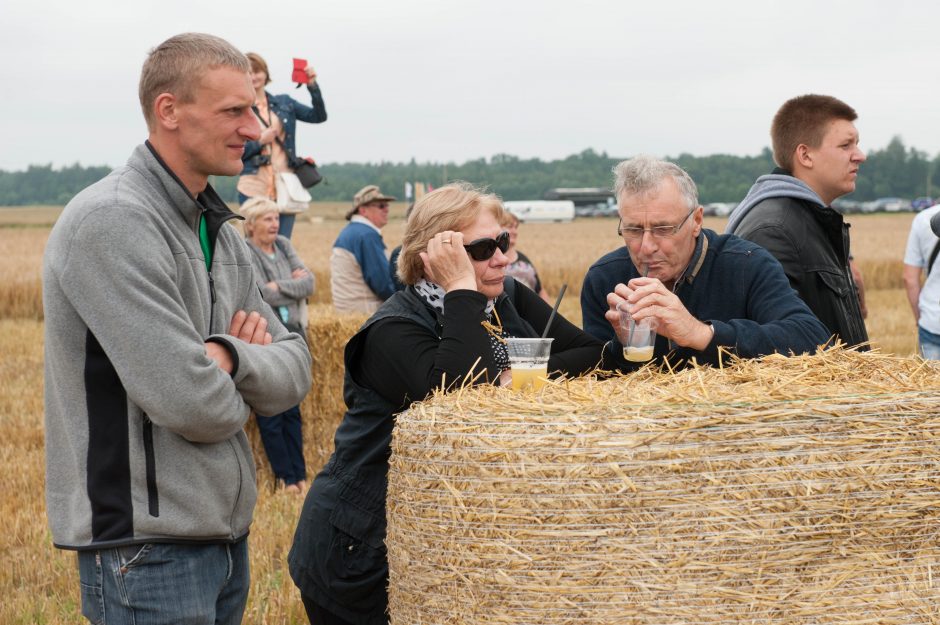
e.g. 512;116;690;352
903;204;940;334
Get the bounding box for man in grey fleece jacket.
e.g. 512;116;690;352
43;33;311;625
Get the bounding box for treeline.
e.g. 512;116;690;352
3;137;938;207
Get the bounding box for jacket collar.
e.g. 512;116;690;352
676;229;710;287
131;142;240;231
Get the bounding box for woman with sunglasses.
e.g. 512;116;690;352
289;183;623;625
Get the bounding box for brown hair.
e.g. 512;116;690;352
397;183;505;285
138;33;250;131
771;95;858;171
245;52;272;86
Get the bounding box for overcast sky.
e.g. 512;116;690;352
1;0;937;171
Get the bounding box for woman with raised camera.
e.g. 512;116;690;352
237;52;327;239
288;183;624;625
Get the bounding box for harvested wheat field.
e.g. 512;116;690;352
388;348;940;624
0;206;930;622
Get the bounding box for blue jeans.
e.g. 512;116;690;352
277;213;296;239
919;325;940;360
256;405;306;485
77;539;249;625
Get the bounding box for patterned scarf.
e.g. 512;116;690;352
414;278;510;371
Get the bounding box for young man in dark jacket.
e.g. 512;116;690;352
726;94;868;348
580;155;829;368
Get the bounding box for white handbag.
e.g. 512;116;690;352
275;172;312;214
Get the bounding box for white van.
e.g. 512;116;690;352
503;200;575;223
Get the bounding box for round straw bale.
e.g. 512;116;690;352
387;348;940;623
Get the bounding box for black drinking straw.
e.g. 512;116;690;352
541;283;568;339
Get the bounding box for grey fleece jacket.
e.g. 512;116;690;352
43;143;312;550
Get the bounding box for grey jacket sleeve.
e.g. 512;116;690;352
211;258;312;417
255;237;315;306
55;210;310;443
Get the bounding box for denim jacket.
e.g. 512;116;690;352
240;84;327;174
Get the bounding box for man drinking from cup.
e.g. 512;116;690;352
580;155;830;368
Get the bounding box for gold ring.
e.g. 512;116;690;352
442;239;452;244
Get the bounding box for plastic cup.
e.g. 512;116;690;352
506;338;553;391
618;304;656;363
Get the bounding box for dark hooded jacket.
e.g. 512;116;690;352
726;170;868;348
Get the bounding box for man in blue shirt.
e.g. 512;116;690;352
330;185;398;313
580;155;829;369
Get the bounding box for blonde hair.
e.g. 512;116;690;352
139;33;250;131
397;183;505;285
498;209;520;228
240;197;279;238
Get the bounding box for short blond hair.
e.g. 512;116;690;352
240;197;279;238
397;183;505;285
139;33;250;131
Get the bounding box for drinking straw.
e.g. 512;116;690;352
541;283;568;339
626;264;649;346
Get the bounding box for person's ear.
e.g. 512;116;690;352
794;143;813;170
691;205;704;237
153;92;180;131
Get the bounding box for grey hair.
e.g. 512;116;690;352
139;33;250;131
612;155;698;210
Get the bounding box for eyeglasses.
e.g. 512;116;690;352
618;207;695;240
367;201;390;209
464;231;510;261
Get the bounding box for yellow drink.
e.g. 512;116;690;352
623;345;654;362
511;364;548;391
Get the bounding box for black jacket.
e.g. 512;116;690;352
730;194;868;348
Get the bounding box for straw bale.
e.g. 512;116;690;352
387;348;940;624
245;305;366;486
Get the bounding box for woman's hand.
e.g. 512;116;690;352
304;66;317;85
259;126;278;146
419;231;477;292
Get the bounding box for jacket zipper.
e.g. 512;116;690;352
194;204;245;533
227;439;244;537
142;414;159;517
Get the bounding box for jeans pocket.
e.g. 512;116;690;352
80;581;104;624
116;543;153;572
78;551;104;624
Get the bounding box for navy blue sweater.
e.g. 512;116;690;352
580;229;830;368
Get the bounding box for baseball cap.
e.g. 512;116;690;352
347;185;396;220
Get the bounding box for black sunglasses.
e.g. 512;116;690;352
464;231;510;261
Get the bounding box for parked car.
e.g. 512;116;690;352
912;197;935;211
703;202;736;217
870;197;909;212
832;198;864;214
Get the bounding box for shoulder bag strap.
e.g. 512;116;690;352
927;238;940;276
